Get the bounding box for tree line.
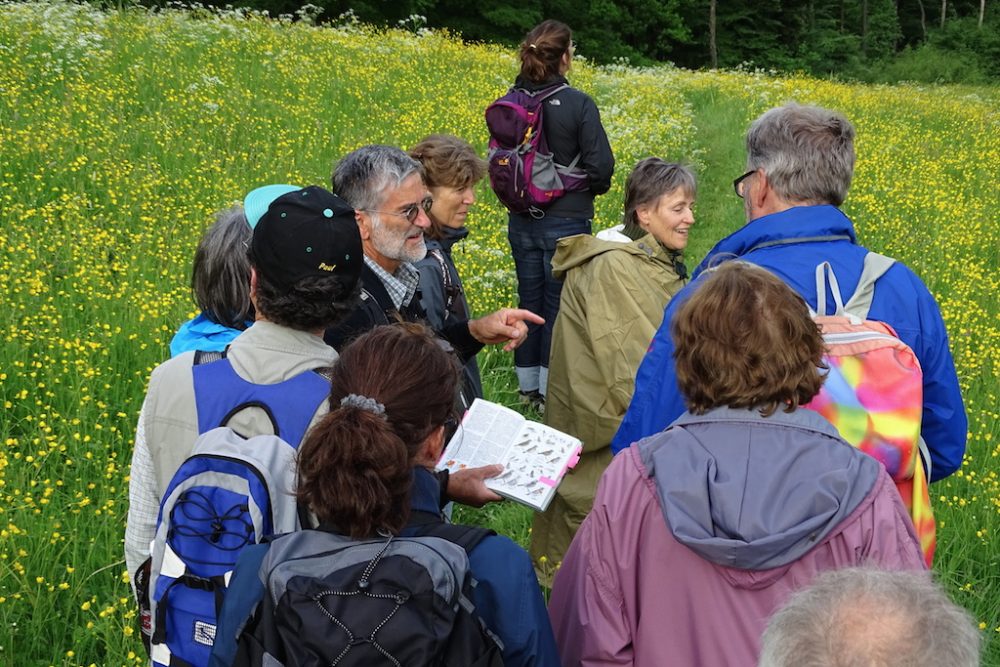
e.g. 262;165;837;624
162;0;1000;83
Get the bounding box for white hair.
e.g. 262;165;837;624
759;567;981;667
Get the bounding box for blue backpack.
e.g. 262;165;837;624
145;353;330;667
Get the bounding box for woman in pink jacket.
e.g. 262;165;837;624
548;261;927;667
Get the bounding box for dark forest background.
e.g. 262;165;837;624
176;0;999;83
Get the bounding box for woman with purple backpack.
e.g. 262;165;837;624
500;19;614;411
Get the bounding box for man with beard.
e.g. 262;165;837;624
327;144;542;361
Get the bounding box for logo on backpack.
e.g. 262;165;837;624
803;254;935;565
227;522;504;666
485;84;589;215
144;355;330;667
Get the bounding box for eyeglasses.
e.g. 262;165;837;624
443;416;460;441
365;196;434;224
733;170;756;198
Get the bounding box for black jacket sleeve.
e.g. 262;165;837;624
576;94;614;195
440;320;484;364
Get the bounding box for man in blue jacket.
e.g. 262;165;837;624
611;103;966;483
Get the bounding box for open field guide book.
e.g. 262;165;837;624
436;398;583;512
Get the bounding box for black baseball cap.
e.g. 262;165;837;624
244;185;363;294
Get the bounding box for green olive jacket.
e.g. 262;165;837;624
530;232;686;583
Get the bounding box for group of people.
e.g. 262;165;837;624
124;17;980;667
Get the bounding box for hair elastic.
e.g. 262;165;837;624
341;394;386;417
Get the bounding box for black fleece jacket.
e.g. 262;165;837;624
323;264;483;362
513;74;615;219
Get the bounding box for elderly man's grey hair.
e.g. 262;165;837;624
191;205;254;329
745;103;855;207
332;144;424;212
759;567;981;667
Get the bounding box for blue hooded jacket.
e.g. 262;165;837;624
169;313;248;357
611;205;967;483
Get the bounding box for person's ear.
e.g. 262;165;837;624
750;170;769;208
248;267;260;315
356;210;372;240
635;204;652;228
415;425;446;467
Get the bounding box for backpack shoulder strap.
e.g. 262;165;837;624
406;510;496;554
534;82;568;102
511;82;568;102
814;261;847;317
428;248;455;312
191;356;330;445
843;252;896;320
814;252;897;320
360;265;401;325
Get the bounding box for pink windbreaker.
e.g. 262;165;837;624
548;407;927;667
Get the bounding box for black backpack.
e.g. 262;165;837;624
231;515;504;666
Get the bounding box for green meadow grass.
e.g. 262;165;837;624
1;3;998;665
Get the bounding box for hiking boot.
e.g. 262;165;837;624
519;390;545;414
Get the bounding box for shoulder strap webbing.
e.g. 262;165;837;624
405;510;496;554
429;249;456;312
814;262;847;317
360;265;401;325
514;82;569;102
814;252;896;320
843;252;895;320
193;348;226;365
555;153;583;174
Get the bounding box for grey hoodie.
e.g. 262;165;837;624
640;406;881;571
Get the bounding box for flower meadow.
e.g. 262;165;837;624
1;2;998;664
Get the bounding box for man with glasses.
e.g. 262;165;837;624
611;103;966;487
327;143;543;385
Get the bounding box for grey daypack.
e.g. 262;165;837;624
227;522;504;666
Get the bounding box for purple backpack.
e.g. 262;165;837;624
485;84;589;215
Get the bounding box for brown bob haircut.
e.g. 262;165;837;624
409;134;487;240
672;261;826;417
296;323;460;538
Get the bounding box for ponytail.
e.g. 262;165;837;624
519;20;572;83
297;405;412;538
296;323;460;539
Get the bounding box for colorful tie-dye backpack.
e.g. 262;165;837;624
804;253;935;565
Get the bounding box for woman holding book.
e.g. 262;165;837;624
214;323;559;667
530;159;694;585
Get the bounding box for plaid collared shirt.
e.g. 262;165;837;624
364;255;419;311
